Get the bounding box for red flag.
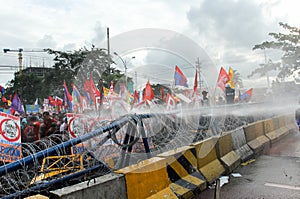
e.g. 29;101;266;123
2;95;7;103
84;79;90;93
134;90;139;104
143;81;154;101
217;67;229;91
193;69;198;94
160;86;165;100
48;96;56;106
90;75;100;97
55;96;63;106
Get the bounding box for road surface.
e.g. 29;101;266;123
195;130;300;199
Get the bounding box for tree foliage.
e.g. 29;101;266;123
232;69;243;88
252;22;300;78
3;46;124;106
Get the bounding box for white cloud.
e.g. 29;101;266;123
0;0;299;89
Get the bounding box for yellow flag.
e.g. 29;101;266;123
228;67;235;89
103;87;109;97
7;100;11;107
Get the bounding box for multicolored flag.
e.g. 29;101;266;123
239;88;253;102
174;65;188;88
0;85;5;94
63;81;73;111
217;67;229;91
25;105;39;113
72;84;82;105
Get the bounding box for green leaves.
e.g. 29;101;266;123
252;22;300;78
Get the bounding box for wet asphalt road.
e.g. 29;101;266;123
195;130;300;199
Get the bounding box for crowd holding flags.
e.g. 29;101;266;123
216;66;253;103
0;64;256;117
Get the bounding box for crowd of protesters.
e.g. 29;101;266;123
19;111;68;143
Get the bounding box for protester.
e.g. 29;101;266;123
225;84;235;104
39;111;58;139
20;117;27;135
60;117;68;133
23;116;40;142
201;91;210;106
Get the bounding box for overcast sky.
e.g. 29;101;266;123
0;0;299;90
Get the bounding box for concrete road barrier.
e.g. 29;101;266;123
231;127;254;162
276;116;289;137
243;121;271;156
157;146;207;199
49;173;127;199
116;157;177;199
215;132;241;174
264;118;280;144
284;114;298;133
191;137;225;184
25;194;49;199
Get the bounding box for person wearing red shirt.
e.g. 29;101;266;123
40;111;58;139
23;116;40;142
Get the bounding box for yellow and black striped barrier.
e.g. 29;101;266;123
191;137;226;184
157;146;206;199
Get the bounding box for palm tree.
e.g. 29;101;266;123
233;69;243;89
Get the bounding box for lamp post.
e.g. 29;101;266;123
113;52;135;88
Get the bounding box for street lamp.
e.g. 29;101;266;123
113;52;135;87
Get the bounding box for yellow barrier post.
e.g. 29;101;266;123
191;137;225;184
116;157;177;199
157;146;207;199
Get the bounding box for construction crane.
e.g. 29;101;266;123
3;48;47;76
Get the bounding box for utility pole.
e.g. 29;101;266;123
107;27;111;74
196;57;202;91
135;71;137;90
18;50;23;75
